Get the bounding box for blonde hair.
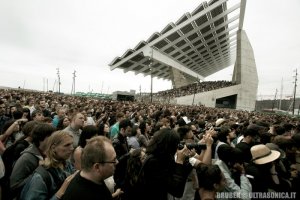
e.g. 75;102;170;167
43;130;73;169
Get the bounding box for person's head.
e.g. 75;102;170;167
32;123;55;151
242;129;259;144
250;144;280;165
39;100;46;109
146;128;180;159
177;126;193;141
44;130;74;168
81;136;117;181
27;98;35;106
56;116;70;130
57;108;66;119
119;119;133;136
32;110;44;122
116;112;125;122
22;121;40;137
130;125;141;137
78;125;99;148
217;126;230;143
0;100;6;116
197;165;226;192
190;124;199;136
70;112;85;129
22;107;31;120
160;118;170;128
98;122;110;136
217;144;243;166
126;148;146;186
43;117;53;125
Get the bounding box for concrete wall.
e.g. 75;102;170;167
175;84;240;106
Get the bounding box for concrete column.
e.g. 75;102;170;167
233;29;258;110
171;68;194;88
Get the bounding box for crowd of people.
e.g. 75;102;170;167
153;80;235;99
0;88;299;200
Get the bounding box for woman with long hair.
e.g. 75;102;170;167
20;131;75;200
122;148;146;200
137;128;193;200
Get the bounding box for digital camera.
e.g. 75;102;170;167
178;142;206;151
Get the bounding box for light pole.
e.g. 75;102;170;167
292;69;297;115
192;77;200;105
56;68;61;94
149;48;153;103
71;70;77;95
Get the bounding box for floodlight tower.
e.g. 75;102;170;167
56;68;61;94
71;70;77;95
292;69;298;115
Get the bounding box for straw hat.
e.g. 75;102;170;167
215;118;225;127
250;144;280;165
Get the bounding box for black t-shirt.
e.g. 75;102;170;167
62;172;112;200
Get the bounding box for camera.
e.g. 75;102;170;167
214;127;221;131
178;142;206;151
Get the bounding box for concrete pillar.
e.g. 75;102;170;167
171;68;195;88
233;30;258;110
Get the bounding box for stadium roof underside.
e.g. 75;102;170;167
109;0;246;81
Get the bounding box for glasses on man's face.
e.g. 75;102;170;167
0;106;5;109
97;158;118;164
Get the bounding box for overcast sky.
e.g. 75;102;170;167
0;0;299;99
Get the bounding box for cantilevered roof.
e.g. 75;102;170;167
109;0;245;81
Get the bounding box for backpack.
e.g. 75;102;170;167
2;140;29;179
0;140;30;200
11;165;54;200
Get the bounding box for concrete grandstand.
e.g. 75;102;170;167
109;0;257;111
